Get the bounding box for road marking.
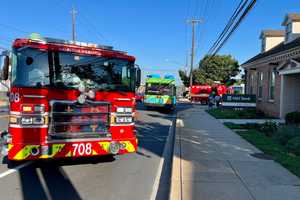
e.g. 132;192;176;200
0;161;33;178
150;118;175;200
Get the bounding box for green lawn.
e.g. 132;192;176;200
236;129;300;178
207;108;266;119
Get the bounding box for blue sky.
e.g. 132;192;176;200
0;0;299;84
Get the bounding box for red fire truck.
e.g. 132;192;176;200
190;85;212;104
190;84;228;104
0;34;141;161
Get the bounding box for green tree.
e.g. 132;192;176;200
179;54;240;86
178;70;189;87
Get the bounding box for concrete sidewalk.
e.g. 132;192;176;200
170;105;300;200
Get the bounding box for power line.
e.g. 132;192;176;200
207;0;249;55
206;0;257;57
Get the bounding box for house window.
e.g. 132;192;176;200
257;72;263;99
269;70;275;100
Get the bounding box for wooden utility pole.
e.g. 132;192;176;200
187;19;202;89
71;6;77;41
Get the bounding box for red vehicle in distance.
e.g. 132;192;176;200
190;84;228;104
190;85;212;104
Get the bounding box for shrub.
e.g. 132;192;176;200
256;110;266;118
286;137;300;156
274;125;300;145
243;123;260;130
260;121;278;137
285;111;300;125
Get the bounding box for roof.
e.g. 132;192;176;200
242;36;300;67
259;30;285;39
282;13;300;26
146;77;175;84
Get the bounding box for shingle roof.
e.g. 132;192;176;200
260;30;285;39
282;13;300;26
242;37;300;66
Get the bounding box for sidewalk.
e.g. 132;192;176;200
170;105;300;200
219;118;285;124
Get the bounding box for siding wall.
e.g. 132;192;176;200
246;64;281;118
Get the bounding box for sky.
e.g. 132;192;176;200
0;0;299;84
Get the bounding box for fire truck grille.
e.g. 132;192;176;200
49;101;111;139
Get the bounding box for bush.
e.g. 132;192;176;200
274;125;300;145
286;137;300;156
244;123;261;130
260;121;278;137
285;111;300;125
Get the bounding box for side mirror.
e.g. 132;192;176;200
0;55;9;81
136;67;141;87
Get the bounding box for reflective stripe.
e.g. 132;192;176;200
8;144;13;151
13;145;39;160
92;150;98;155
65;151;72;157
40;144;65;159
120;141;136;152
99;142;110;152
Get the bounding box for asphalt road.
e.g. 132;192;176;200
0;103;179;200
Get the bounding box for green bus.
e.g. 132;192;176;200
144;74;176;111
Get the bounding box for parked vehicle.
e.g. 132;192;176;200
144;74;176;111
190;85;212;104
0;34;141;161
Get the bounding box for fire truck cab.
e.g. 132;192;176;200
0;34;141;161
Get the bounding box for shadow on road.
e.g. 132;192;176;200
17;155;116;200
19;165;82;200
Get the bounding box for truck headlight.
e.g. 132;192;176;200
116;116;133;123
33;117;45;125
21;117;33;125
116;107;132;113
19;116;48;125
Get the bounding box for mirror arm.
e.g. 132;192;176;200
0;81;9;89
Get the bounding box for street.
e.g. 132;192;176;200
0;103;180;200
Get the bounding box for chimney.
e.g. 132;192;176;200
282;13;300;43
260;30;285;52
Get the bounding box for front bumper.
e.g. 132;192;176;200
7;138;138;161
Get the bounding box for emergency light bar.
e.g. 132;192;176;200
28;33;123;52
164;75;175;80
147;74;160;78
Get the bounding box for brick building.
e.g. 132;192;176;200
242;13;300;118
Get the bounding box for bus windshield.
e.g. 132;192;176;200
145;83;174;96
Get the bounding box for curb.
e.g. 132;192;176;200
151;115;177;200
169;114;184;200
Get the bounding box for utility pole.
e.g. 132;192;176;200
187;19;202;89
185;51;189;76
71;6;77;42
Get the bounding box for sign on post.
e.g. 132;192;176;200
222;94;256;108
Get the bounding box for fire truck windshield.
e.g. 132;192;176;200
145;83;173;96
11;47;135;91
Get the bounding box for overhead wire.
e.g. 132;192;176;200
211;0;257;56
207;0;250;55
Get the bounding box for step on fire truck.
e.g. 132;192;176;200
0;33;141;161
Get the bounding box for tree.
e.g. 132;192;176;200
179;54;240;86
178;70;189;87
